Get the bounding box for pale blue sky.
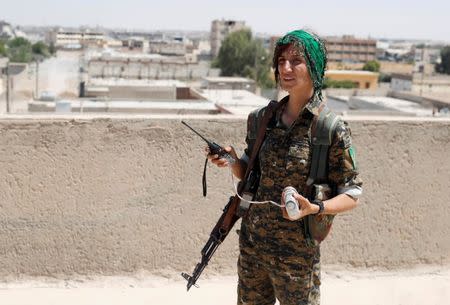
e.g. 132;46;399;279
2;0;449;41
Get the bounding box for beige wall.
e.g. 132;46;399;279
0;116;449;279
327;61;415;75
325;71;379;89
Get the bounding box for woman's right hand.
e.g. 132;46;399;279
205;146;238;168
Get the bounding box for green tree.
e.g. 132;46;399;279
0;41;6;57
213;29;275;88
435;46;450;74
2;38;52;63
32;41;50;57
48;42;56;55
362;60;380;72
7;37;31;48
7;37;32;62
378;73;392;83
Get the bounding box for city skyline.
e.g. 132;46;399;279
3;0;450;42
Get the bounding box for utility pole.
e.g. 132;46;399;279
35;59;39;99
6;62;10;113
419;47;425;97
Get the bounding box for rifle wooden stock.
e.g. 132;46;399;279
182;195;241;290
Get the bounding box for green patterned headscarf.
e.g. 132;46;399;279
274;30;327;100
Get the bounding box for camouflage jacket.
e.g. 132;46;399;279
240;96;362;253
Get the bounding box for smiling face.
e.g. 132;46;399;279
276;44;314;97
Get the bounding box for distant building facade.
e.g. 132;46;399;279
325;35;377;62
148;40;187;56
84;50;220;82
210;19;246;57
46;29;105;49
413;46;441;75
325;70;379;89
390;73;413;91
201;76;256;92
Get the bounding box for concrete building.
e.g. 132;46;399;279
84;50;219;82
121;37;146;50
28;99;219;114
210;19;246;57
148;40;187;56
413;47;441;75
201;76;256;92
81;78;205;101
391;73;413;91
46;29;105;49
325;35;377;62
376;40;414;62
325;70;379;89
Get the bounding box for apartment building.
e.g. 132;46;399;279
325;35;377;62
46;29;105;48
210;19;246;57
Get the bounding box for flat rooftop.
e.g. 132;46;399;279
199;89;269;115
88;78;187;87
326;70;379;75
351;96;434;116
203;77;255;83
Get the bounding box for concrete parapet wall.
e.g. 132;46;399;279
0;116;449;279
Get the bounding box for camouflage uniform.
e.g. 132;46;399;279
237;96;362;305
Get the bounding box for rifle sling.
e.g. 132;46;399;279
242;99;287;189
218;99;287;232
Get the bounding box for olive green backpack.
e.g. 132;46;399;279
304;105;340;245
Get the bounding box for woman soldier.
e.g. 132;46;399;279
208;29;362;305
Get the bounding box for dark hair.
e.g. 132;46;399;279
272;31;328;99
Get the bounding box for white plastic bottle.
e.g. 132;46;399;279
283;186;301;218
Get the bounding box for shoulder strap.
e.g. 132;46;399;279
202;99;284;197
240;99;287;192
307;105;340;185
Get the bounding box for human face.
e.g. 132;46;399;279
277;44;313;96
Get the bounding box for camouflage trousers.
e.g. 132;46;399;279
237;207;321;305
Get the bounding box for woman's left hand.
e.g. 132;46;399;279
281;192;319;221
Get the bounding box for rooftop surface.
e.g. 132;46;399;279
349;96;434;116
0;267;448;305
326;70;379;75
202;76;255;83
199;89;269;115
88;78;187;87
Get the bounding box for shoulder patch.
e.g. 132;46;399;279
347;146;357;170
334;120;352;149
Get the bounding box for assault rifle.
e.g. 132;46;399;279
180;100;282;291
181;195;241;290
181;120;241;290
